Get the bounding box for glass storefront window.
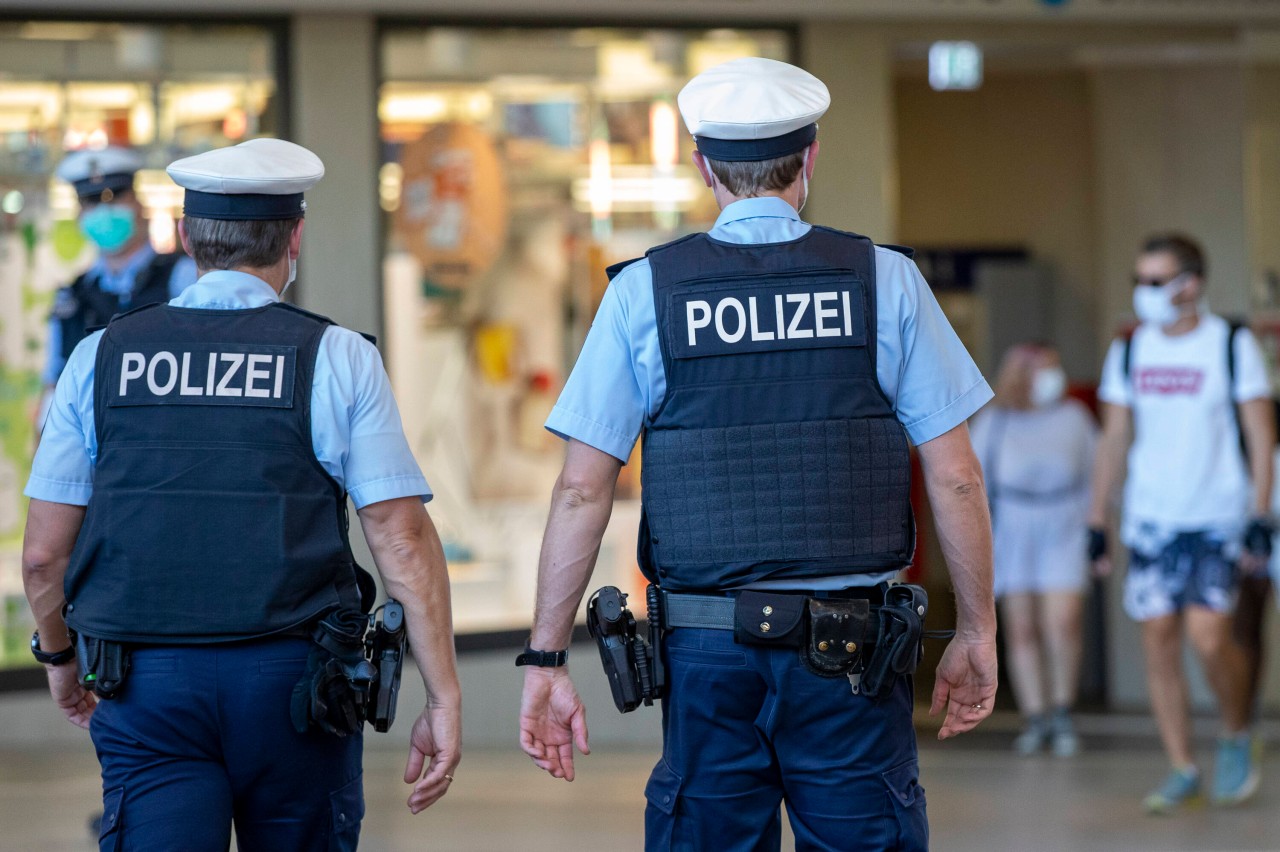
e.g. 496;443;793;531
379;26;792;632
0;21;283;670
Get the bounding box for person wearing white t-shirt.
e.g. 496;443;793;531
972;344;1097;758
1089;233;1275;814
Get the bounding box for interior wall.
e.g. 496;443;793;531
800;24;898;243
893;70;1099;381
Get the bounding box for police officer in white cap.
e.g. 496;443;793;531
23;138;460;850
46;146;197;390
518;57;997;850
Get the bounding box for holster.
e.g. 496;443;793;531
732;592;871;678
860;585;928;700
290;609;376;737
75;632;130;699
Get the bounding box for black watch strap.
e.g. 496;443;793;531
30;631;75;666
515;645;568;667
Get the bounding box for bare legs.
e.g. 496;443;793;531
1002;590;1084;754
1141;606;1251;772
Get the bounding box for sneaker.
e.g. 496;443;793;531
1143;767;1203;815
1013;717;1048;756
1212;734;1260;806
1049;713;1080;758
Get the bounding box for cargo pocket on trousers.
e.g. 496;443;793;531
328;774;365;852
98;786;124;852
882;760;928;852
644;759;683;851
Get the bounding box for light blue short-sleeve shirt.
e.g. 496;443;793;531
44;244;200;384
547;197;993;462
27;270;431;510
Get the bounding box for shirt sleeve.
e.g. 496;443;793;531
545;264;653;463
42;316;66;386
875;250;994;445
1097;338;1132;407
312;327;432;509
1231;327;1271;402
25;332;100;505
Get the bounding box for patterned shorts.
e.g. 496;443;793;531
1123;530;1239;621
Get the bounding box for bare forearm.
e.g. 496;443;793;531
1240;399;1275;516
927;475;995;638
530;480;616;650
21;500;85;651
1088;405;1131;526
361;501;460;706
917;425;995;639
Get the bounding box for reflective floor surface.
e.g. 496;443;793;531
3;719;1278;851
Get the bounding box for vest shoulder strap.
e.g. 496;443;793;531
876;243;915;260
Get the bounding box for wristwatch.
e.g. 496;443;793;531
30;631;75;666
515;644;568;668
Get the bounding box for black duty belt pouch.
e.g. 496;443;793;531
291;609;376;737
733;591;805;647
861;585;927;700
75;632;130;699
804;598;870;677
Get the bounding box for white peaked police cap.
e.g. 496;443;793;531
167;138;324;221
677;57;830;162
57;146;144;200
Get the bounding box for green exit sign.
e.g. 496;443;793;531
929;41;983;91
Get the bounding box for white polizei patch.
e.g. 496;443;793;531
684;288;861;349
117;350;290;400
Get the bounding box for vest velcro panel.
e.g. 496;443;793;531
643;418;910;566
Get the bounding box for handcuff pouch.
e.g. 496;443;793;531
804;597;870;677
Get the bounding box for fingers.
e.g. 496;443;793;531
938;698;992;739
407;750;460;814
929;675;949;718
556;741;576;782
404;746;426;785
570;706;590;756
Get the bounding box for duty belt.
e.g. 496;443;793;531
661;589;887;631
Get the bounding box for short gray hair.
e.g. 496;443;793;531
183;216;299;271
706;150;807;197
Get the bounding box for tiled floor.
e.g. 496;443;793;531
4;724;1279;851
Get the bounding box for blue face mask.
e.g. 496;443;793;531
80;204;137;253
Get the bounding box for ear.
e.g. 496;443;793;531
691;150;714;188
289;219;305;260
804;140;819;180
177;219;193;256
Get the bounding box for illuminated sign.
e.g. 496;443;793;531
929;41;984;91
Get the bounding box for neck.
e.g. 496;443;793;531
196;261;289;295
714;182;805;213
1161;309;1201;337
102;234;150;272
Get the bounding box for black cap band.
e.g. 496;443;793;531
183;189;306;221
73;173;134;200
694;123;817;163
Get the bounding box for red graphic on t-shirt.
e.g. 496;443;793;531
1136;367;1204;395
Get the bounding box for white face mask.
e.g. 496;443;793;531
1132;275;1188;327
1030;366;1067;408
798;148;809;214
283;256;297;295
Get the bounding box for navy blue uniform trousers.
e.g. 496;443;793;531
88;639;363;851
644;625;928;852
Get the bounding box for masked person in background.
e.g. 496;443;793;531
1089;233;1275;813
41;147;198;417
971;344;1097;757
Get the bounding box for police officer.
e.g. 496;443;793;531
518;58;997;851
46;146;198;389
22;138;461;851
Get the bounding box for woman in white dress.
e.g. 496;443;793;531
971;343;1098;756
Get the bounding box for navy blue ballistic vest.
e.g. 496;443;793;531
629;227;914;591
53;252;181;363
63;301;373;643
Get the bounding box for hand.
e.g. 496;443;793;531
46;662;95;729
519;667;589;781
1241;517;1274;576
930;637;997;740
403;701;461;814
